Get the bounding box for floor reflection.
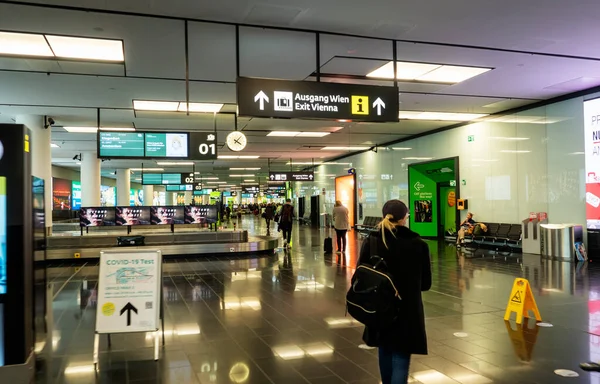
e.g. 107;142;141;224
34;216;600;383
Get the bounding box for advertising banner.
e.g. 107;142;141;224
52;177;71;210
80;207;116;227
409;167;438;237
72;181;82;210
335;175;356;227
150;206;185;225
184;205;218;224
584;98;600;229
100;186;116;207
116;207;151;226
96;250;161;334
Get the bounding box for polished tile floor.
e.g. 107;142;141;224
34;217;600;383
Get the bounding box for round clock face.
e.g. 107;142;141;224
226;131;247;152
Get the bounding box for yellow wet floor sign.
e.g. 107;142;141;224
504;278;541;324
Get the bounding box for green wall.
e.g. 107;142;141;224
440;186;457;234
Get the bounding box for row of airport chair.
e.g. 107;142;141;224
464;223;522;253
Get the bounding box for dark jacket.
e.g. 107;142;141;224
358;226;432;355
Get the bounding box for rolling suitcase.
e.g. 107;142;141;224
324;226;333;254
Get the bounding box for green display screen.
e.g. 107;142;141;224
145;133;188;158
99;132;144;157
142;174;162;185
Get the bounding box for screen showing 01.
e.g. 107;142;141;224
0;177;7;294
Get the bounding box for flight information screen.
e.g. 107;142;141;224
142;174;163;185
161;174;182;185
145;133;188;158
99;132;145;157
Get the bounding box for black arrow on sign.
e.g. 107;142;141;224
120;302;138;326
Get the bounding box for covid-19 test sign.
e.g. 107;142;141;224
584;98;600;229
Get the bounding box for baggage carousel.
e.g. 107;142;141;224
42;228;279;261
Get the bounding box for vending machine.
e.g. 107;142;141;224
0;124;34;381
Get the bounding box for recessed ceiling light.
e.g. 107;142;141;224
177;102;223;113
196;177;219;180
367;61;440;80
50;143;60;148
570;152;585;155
286;161;323;165
156;162;194;165
321;147;370;151
206;181;227;184
244;179;256;182
46;35;124;62
297;132;330;137
367;61;491;84
267;131;301;137
230;174;255;177
391;147;411;151
133;100;179;112
398;111;487;121
63;126;135;133
130;168;164;171
0;31;53;57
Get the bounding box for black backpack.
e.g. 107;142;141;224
346;236;401;328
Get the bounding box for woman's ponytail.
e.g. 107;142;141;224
379;213;398;249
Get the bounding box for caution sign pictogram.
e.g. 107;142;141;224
504;278;541;324
511;291;522;304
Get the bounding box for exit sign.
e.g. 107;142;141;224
468;135;475;142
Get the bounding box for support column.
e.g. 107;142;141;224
116;169;131;206
16;115;52;232
81;152;101;206
143;185;154;206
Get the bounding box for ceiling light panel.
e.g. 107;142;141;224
296;132;331;137
156;162;195;165
133;100;179;111
63;126;98;133
46;35;124;61
367;61;490;84
267;131;301;137
177;102;223;113
418;65;491;83
0;32;53;57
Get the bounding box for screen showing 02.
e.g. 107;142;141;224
0;177;7;294
145;133;188;158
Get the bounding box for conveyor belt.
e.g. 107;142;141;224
43;236;279;261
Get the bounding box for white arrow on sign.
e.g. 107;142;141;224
373;98;385;116
309;174;314;180
269;174;275;180
254;91;269;111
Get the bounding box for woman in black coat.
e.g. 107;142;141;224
358;200;432;384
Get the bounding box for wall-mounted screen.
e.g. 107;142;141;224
145;133;188;158
52;177;71;210
0;177;6;295
584;98;600;229
335;175;356;227
150;206;185;225
99;132;144;157
142;173;185;185
116;207;151;226
80;207;116;227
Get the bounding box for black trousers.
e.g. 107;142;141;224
281;224;292;243
335;229;347;251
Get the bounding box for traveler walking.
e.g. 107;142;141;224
358;200;432;384
332;200;350;254
264;203;275;236
279;199;295;248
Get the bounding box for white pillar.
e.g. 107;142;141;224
116;169;131;206
184;191;192;205
81;151;101;206
143;185;154;206
16;115;53;231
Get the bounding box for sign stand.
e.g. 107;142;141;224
504;278;541;325
93;250;164;370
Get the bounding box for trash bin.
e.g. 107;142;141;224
539;224;583;261
522;218;547;254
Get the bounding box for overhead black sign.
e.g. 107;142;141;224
189;132;218;160
269;172;314;182
237;77;399;122
242;184;260;193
